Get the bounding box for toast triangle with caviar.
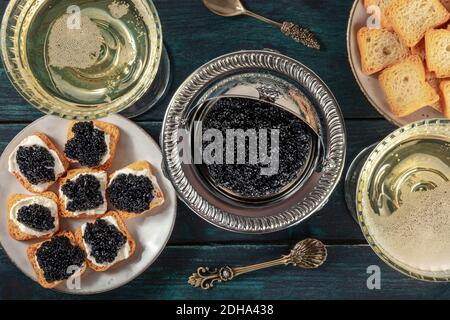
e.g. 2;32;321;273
65;120;120;171
74;211;136;272
58;168;108;219
356;27;409;75
11;132;69;194
379;55;440;117
7;192;59;241
108;161;165;219
27;231;86;289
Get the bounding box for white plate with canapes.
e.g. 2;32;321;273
0;115;177;294
347;0;450;126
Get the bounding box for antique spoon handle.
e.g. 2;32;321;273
243;11;320;50
188;256;291;290
243;10;282;28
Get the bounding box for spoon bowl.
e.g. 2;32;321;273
202;0;246;17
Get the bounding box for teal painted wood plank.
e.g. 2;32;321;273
0;119;396;243
0;0;381;122
1;244;448;300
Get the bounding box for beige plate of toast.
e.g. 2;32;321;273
0;115;177;294
347;0;449;126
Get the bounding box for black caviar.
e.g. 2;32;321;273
61;174;104;212
16;145;55;185
17;204;55;231
107;174;154;213
64;122;108;167
36;236;85;283
83;219;127;264
202;97;312;198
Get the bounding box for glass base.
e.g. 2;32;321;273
120;44;171;118
344;143;378;222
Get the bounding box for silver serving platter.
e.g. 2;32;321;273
161;50;346;233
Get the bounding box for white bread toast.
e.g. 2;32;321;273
364;0;394;29
379;55;440;116
7;192;59;241
58;168;108;219
386;0;450;47
65;120;120;171
9;132;69;193
108;161;164;219
440;80;450;117
27;231;86;289
75;211;136;272
425;28;450;78
357;27;409;75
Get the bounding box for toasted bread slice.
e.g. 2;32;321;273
425;28;450;78
75;212;136;272
27;231;86;289
65;120;120;171
425;71;444;111
440;0;450;11
357;27;409;75
7;192;59;241
440;80;450;117
58;168;108;219
9;133;69;194
379;55;440;117
108;161;165;219
364;0;394;29
386;0;450;47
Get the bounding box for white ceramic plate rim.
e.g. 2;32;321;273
347;0;443;127
0;114;177;295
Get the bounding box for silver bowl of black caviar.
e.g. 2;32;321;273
161;50;346;233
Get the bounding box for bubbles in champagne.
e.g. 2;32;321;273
366;183;450;271
26;0;152;105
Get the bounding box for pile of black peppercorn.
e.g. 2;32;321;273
202;97;312;198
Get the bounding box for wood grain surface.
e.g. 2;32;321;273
0;0;443;300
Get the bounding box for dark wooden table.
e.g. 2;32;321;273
0;0;448;300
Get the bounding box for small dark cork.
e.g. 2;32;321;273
83;219;127;264
61;174;104;212
108;174;154;213
202;97;312;198
17;204;55;232
16;145;55;185
64;122;108;167
36;236;85;283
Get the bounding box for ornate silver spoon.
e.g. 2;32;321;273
202;0;321;49
188;238;327;290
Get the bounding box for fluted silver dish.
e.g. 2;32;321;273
161;50;346;233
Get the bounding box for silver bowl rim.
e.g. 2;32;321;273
161;49;347;234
